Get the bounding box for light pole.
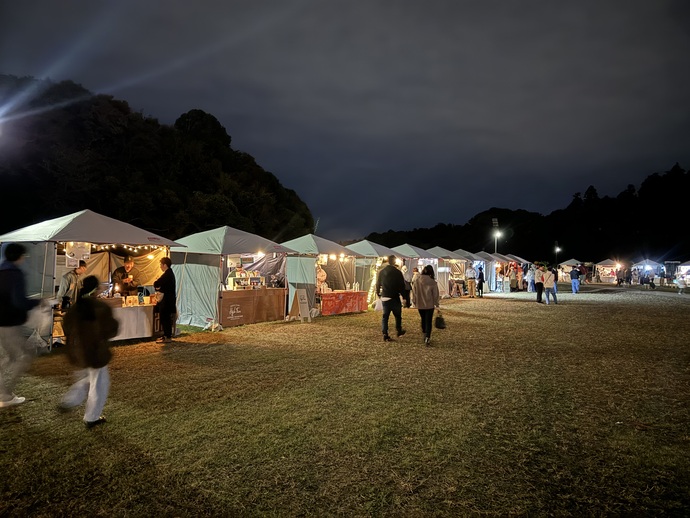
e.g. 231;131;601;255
554;245;561;266
493;230;502;254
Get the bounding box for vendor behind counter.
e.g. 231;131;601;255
111;256;141;296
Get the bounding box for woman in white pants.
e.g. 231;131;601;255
60;276;119;428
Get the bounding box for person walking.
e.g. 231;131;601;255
569;266;580;294
154;257;177;343
466;264;477;298
375;255;407;342
60;275;119;428
0;244;41;408
543;267;558;305
412;265;440;346
401;265;412;308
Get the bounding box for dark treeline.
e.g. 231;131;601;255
366;163;690;264
2;75;688;262
0;75;313;242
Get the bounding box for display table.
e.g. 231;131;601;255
112;304;156;341
219;288;286;327
320;291;368;316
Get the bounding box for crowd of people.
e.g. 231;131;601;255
0;243;177;428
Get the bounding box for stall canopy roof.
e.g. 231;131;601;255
474;251;500;263
0;209;182;247
391;243;439;259
632;259;662;269
492;252;516;263
505;254;530;264
559;258;581;267
454;248;485;262
346;239;398;258
171;226;294;255
281;234;360;256
426;246;466;260
596;258;619;267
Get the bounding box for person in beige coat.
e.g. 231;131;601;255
411;265;440;345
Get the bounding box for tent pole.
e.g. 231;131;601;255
216;255;223;331
40;242;49;297
176;251;189;326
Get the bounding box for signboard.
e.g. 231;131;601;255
65;241;91;268
289;288;311;322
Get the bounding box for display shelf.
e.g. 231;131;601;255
227;276;265;290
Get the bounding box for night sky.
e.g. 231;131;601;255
3;1;690;241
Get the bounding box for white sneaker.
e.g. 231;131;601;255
0;395;26;408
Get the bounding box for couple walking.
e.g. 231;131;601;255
376;256;440;345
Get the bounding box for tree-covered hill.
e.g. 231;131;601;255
367;163;690;263
0;74;314;242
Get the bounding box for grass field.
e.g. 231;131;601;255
1;286;689;516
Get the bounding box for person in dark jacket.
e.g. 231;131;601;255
60;275;119;428
0;243;41;408
476;267;485;297
153;257;176;343
111;256;141;296
375;255;407;342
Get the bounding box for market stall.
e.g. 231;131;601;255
427;246;468;298
171;226;293;330
474;251;503;291
0;210;181;343
595;259;619;283
345;239;400;305
281;234;364;317
453;248;486;295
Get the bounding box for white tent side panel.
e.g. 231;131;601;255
286;256;317;310
172;254;221;329
21;242;56;298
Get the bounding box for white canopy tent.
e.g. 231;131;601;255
632;259;662;273
454;248;487;292
505;254;531;265
345;240;399;304
391;243;439;284
558;258;582;280
0;210;182;344
474;251;502;291
426;246;467;298
595;258;619;284
0;209;181;298
281;234;360;312
559;258;581;268
170;226;295;329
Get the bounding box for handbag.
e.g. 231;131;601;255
373;298;383;311
434;309;446;329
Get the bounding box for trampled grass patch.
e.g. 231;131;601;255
2;287;689;516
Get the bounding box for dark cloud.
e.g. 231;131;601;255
2;0;689;241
